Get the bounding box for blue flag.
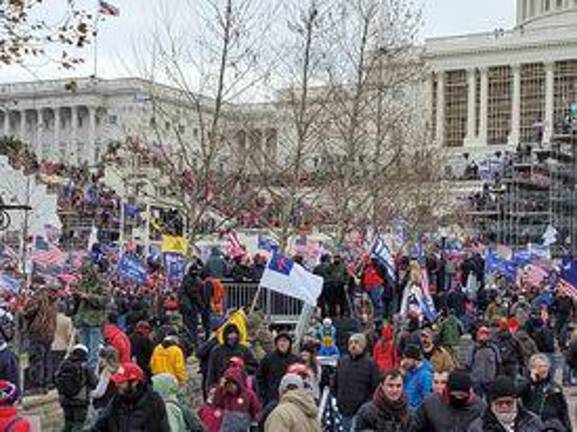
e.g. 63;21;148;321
486;248;517;280
371;237;396;285
116;255;147;285
164;253;186;284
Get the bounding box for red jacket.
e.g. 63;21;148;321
373;325;399;373
103;324;132;363
0;407;30;432
362;262;384;290
213;367;261;420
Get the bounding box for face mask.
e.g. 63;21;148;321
449;395;469;408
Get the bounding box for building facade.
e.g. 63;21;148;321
426;0;577;156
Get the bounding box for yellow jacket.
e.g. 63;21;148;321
150;344;186;384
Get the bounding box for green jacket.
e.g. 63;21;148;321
73;276;108;328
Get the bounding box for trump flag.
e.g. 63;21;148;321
259;251;323;306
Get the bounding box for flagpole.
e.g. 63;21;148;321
93;1;100;77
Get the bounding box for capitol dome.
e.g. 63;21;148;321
517;0;577;28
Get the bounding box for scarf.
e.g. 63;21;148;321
372;385;410;426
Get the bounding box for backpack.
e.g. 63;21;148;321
55;360;86;399
497;336;519;367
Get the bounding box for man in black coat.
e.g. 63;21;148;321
205;323;258;390
519;353;572;432
256;332;299;403
334;333;380;431
92;362;170;432
179;262;211;346
413;370;485;431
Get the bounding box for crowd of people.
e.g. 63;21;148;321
0;210;576;432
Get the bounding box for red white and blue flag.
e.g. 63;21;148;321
32;236;66;268
226;230;245;259
99;0;120;16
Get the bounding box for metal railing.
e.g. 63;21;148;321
223;282;303;324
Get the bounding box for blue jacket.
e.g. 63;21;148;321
0;346;19;392
404;360;433;411
318;345;340;358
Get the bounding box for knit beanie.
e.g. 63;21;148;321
448;370;471;393
491;375;516;401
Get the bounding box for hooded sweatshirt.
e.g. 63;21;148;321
264;389;320;432
213;367;261;419
373;325;399;373
152;373;187;432
150;340;187;384
103;323;132;363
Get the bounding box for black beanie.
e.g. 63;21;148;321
403;344;422;361
491;375;516;400
448;370;471;393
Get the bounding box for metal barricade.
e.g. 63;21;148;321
223;282;303;324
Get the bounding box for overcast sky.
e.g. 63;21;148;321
0;0;515;84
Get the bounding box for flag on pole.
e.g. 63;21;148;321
542;224;558;247
226;230;245;259
99;0;120;16
31;236;66;268
259;251;323;306
559;256;577;299
370;237;396;286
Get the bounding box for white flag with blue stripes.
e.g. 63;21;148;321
370;237;396;285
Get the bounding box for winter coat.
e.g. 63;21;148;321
354;399;410;432
493;330;524;370
0;346;20;392
103;324;132;364
404;360;433;411
73;275;108;328
23;289;57;341
373;325;399;373
519;377;572;432
178;273;207;311
0;407;30;432
213;367;262;419
424;345;456;373
51;313;73;352
334;353;381;416
361;262;385;290
413;392;486;432
514;330;538;367
91;384;170;432
206;252;227;279
150;342;187;384
152;373;204;432
264;389;320;432
465;342;501;385
130;331;154;377
256;346;299;402
467;406;543;432
57;349;99;407
206;326;258;390
437;314;464;350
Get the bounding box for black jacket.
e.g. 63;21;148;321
334;353;380;416
520;378;572;432
493;330;525;369
91;384;170;432
130;332;154;377
256;349;299;402
467;406;543;432
355;400;409;432
57;350;98;407
413;393;485;432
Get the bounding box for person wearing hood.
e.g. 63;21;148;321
400;344;433;411
413;370;486;431
256;332;299;403
265;373;320;432
493;318;524;379
0;310;19;393
55;344;98;432
150;335;187;384
206;323;258;391
92;362;170;432
334;333;380;431
468;375;543;432
0;380;30;431
213;366;262;431
519;353;571;432
129;320;155;378
152;373;205;432
102;312;132;364
178;263;211;346
465;326;501;401
355;370;411;432
373;323;399;373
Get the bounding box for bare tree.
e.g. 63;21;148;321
0;0;94;68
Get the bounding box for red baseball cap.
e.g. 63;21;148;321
110;362;144;384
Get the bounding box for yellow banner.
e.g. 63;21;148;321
161;235;188;254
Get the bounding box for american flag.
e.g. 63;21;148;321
99;0;120;16
0;243;18;266
31;236;66;268
559;256;577;299
321;395;345;432
226;230;245;259
518;264;548;288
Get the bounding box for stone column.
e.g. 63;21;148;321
87;106;96;164
3;110;9;136
544;62;555;144
464;69;477;146
35;109;42;157
435;71;445;146
509;64;522;146
70;106;78;162
479;67;489;145
53;107;60;160
19;111;25;139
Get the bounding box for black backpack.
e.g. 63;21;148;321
55;360;86;399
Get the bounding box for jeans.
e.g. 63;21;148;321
367;287;384;326
78;326;102;371
182;304;211;345
341;415;356;432
26;337;52;390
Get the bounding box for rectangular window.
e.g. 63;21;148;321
487;66;512;145
520;63;545;143
444;70;468;147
